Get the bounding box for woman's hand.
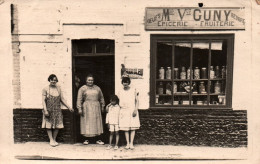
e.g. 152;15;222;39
69;107;74;113
44;110;49;117
78;110;84;116
132;110;137;117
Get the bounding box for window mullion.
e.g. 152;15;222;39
207;40;212;106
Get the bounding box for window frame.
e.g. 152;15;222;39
150;34;234;110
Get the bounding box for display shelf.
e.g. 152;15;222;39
191;93;208;96
209;93;226;96
156;79;172;82
174;93;189;96
157;94;172;96
209;78;226;81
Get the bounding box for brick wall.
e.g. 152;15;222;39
13;109;247;147
136;109;247;147
13;109;74;143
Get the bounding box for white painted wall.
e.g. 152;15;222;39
13;0;253;110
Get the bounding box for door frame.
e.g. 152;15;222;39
71;39;115;143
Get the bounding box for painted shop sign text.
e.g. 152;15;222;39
145;7;245;30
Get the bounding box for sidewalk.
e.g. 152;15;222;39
12;142;248;160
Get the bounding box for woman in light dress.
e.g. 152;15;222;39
77;74;105;145
118;76;140;149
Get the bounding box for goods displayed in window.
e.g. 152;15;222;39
151;35;233;108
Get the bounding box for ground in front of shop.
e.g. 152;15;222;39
12;142;247;160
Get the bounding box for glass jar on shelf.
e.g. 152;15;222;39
159;67;165;79
166;67;171;79
201;67;207;79
215;66;220;78
174;68;179;79
180;67;186;79
158;82;164;94
194;67;200;79
173;82;177;93
210;66;215;79
221;66;226;78
214;81;221;94
187;67;193;79
199;81;206;94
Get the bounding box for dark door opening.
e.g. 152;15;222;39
72;39;115;143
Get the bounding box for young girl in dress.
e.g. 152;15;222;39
118;77;140;150
105;95;120;150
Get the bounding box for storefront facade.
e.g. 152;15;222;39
12;0;249;147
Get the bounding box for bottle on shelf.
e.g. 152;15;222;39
155;95;159;104
221;66;226;78
187;67;193;79
214;81;221;94
215;66;220;78
180;67;187;79
166;83;172;95
173;82;177;93
166;67;171;79
194;67;200;79
158;82;164;94
210;66;215;79
159;67;165;79
201;67;207;79
199;81;206;94
174;68;179;79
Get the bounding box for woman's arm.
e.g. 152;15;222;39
76;87;84;115
42;87;49;116
133;89;139;117
97;86;105;112
59;87;74;112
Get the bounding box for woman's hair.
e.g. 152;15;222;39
110;95;119;104
48;74;58;82
121;76;131;85
85;74;94;80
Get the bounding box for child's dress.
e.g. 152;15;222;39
106;104;120;125
117;87;140;131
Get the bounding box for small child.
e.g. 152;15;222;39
105;95;120;150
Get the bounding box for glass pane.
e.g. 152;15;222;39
156;81;173;105
96;40;114;53
192;42;209;80
210;40;227;106
155;41;172;106
77;40;93;53
157;41;172;79
174;42;191;79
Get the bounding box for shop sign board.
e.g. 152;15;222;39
145;7;245;30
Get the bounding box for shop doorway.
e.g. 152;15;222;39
72;39;115;143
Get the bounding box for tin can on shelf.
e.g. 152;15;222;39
166;67;171;79
210;66;215;79
201;67;207;79
180;67;186;79
215;66;220;78
173;68;179;79
187;67;193;79
159;67;165;79
194;67;200;79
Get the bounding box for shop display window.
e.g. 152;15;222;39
150;34;234;109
